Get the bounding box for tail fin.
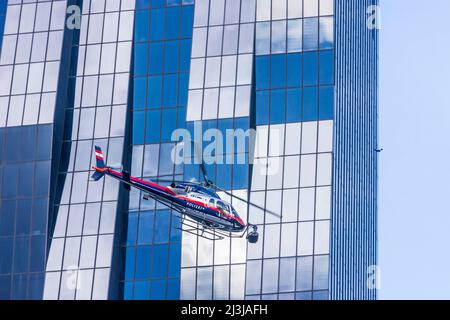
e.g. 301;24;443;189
92;146;107;181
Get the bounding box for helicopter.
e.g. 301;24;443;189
91;145;280;243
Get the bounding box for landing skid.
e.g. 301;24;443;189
144;194;259;242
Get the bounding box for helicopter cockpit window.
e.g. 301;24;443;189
216;201;231;215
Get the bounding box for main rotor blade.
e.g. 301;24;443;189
191;140;210;185
217;187;281;218
152;178;202;185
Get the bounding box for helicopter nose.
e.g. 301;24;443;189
235;217;245;227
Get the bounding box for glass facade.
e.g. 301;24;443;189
43;0;134;299
0;0;66;299
331;0;378;300
0;0;377;300
123;0;194;300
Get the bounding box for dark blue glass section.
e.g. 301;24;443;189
149;42;164;75
164;41;179;73
166;7;180;39
137;211;154;244
287;88;302;122
319;86;334;119
150;279;166;299
148;76;162;108
134;77;147;109
303;51;318;86
29;235;46;272
124;281;133;299
0;200;15;236
256;56;270;90
133;111;145;145
0;124;52;300
180;6;194;38
134;281;150;299
270;89;286;124
303;87;318;121
166;278;180;300
28;273;44;300
135;246;152;279
151;244;168;278
0;237;13;274
256;91;269;125
287;53;302;87
134;43;148;75
13;237;29;274
320;50;334;85
16;200;31;236
127;1;194;299
12;274;27;300
125;247;136;280
179;40;191;72
163;74;178;107
168;243;181;278
150;9;165;41
271;55;286;88
233;164;248;190
145;109;161;143
135;11;150;41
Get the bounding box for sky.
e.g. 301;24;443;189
379;0;450;299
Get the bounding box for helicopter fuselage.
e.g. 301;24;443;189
93;167;247;233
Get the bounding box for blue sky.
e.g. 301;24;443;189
379;0;450;299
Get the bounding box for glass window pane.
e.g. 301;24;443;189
280;222;297;256
239;23;254;54
240;0;255;23
257;0;271;21
194;0;209;27
279;257;296;292
192;27;207;58
245;260;262;294
19;3;36;33
319;16;334;49
298;222;314;255
272;0;286;20
314;221;330;254
14;39;33;72
262;259;278;294
205;57;221;87
296;256;313;291
4;5;21;34
304;0;319;17
320;0;333;16
209;0;224;25
207;26;223;57
288;19;302;52
223;25;238;55
288;0;303;18
225;0;240;24
271;20;286;53
303;18;318;50
256;22;270;55
313;255;329;290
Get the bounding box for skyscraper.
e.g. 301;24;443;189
0;0;377;300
